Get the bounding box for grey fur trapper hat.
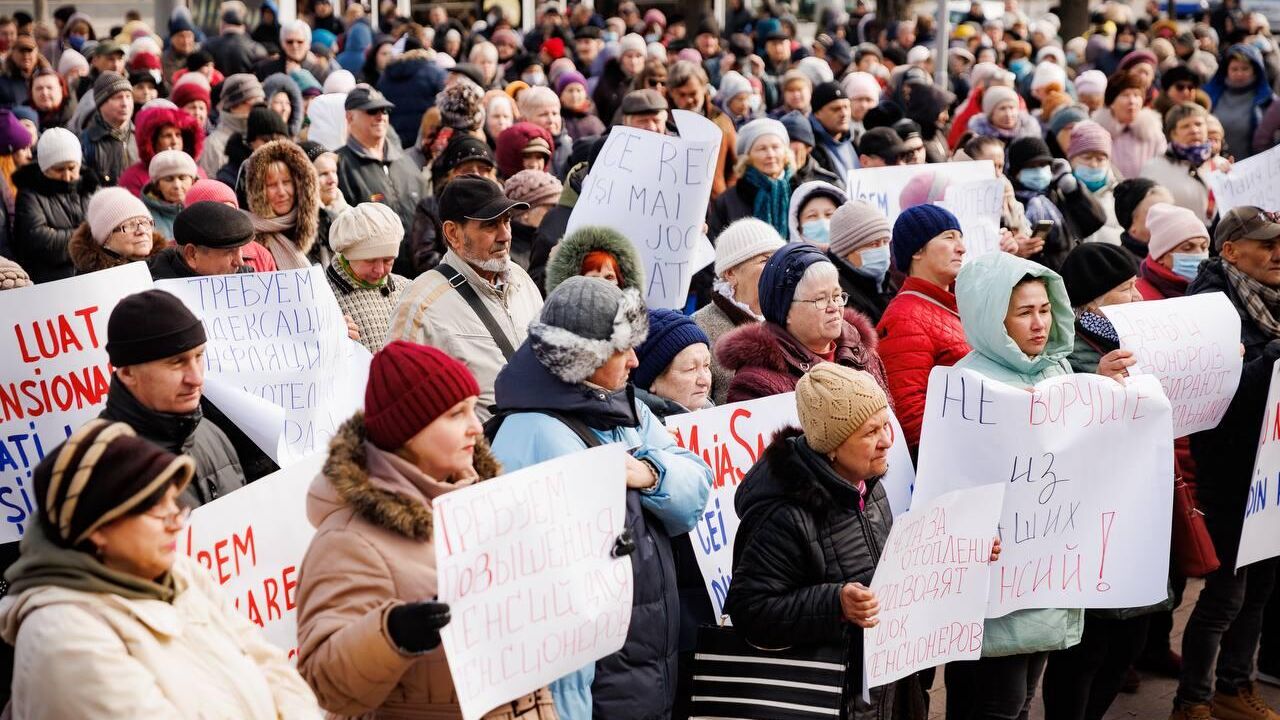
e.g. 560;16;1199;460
529;276;649;385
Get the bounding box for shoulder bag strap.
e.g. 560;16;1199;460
435;263;517;361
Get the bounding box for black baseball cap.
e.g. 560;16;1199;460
344;85;395;111
857;127;905;163
1215;206;1280;250
439;176;529;224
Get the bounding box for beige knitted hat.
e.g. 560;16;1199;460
0;256;32;290
795;363;888;454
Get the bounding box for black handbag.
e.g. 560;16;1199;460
688;623;850;720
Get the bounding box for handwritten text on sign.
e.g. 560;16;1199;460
914;368;1174;616
1237;360;1280;569
0;263;153;544
1207;143;1280;213
566;109;722;309
866;483;1004;688
938;179;1004;263
433;445;633;720
1103;293;1242;438
185;453;320;658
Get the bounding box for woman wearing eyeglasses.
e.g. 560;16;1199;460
69;186;164;276
717;242;887;403
0;420;322;719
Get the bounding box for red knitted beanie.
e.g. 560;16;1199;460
364;341;481;450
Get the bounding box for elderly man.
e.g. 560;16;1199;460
325;202;409;353
1172;207;1280;720
518;86;572;177
75;40;126;101
336;85;425;274
255;19;329;81
468;41;500;89
200;73;264;177
809;81;857;180
620;89;668;134
79;72;137;187
573;25;603;75
202;3;266;76
389;177;543;420
149;201;255;279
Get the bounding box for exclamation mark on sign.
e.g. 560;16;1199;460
1097;511;1116;592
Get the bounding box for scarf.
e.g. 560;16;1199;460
338;254;387;290
6;521;177;603
1225;261;1280;338
1078;311;1120;344
743;165;792;238
250;208;310;270
1139;256;1188;299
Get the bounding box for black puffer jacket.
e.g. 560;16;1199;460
725;427;895;720
11;163;97;284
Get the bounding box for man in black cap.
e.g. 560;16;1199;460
856;126;905;168
75;40;126;100
337;84;425;274
808;80;857;180
620;88;669;134
202;2;267;76
149;202;255;279
781;109;843;188
574;25;604;75
389;177;544;420
100;290;247;506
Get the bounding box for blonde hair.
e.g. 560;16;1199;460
733;146;797;179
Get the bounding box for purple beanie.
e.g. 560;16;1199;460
555;70;588;96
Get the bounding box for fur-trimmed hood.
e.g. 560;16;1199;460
262;72;304;138
544;225;645;295
68;223;166;276
313;412;501;540
244;139;319;255
716;307;879;375
134;105;205;166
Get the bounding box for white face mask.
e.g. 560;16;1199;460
747;95;762;112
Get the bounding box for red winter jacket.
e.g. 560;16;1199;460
876;277;970;450
715;308;887;404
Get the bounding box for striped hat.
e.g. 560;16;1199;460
34;420;194;547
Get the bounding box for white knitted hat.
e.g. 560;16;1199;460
714;217;786;276
86;188;151;244
735;117;789;157
148;149;198;180
37;128;82;173
619;33;646;55
329;202;404;260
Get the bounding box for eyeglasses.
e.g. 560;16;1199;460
1171;82;1195;91
647;78;667;88
114;218;154;235
793;292;849;311
363;108;389;116
142;504;191;527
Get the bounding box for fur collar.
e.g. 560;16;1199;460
716;307;879;375
322;413;501;540
244;139;320;256
386;48;433;66
545;226;645;295
69;224;166;276
738;426;867;518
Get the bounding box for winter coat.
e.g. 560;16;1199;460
1090;106;1167;181
377;50;446;145
1014;177;1107;272
591;58;631;133
203;30;267;77
489;344;712;720
544;224;644;295
716;308;888;403
79;113;138;187
724;427;895;720
876;277;969;450
11;163;96;284
0;552;321;720
809;115;858;181
1187;258;1280;566
325;255;407;353
200;112;248;179
335;21;372;74
406;194;443;276
706;172;802;242
119;106;206;197
1139;152;1213;225
830;252;895;325
692;290;758;406
148;245;253;280
261;73;305;138
953;251;1084;656
141;188;182;242
335;137;425;274
1206;43;1276;160
388;248;543;421
561;106;606;142
244;139;320;266
99;379;246;507
295;414;557;720
794;154;844;191
528;162;585;291
68;224;165;276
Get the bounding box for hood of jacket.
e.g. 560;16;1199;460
262;72;304;138
787;180;848;243
735;426;870;520
716;307;879;376
1091;105;1165;142
310;412;499;540
493;343;641;431
544;225;645;294
11;162;99;196
69;224;166;275
1206;43;1273;106
955;251;1075;377
335;22;372;72
244;139;319;255
381;48;433;80
134;106;204;166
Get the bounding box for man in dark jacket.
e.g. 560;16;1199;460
78;72;136;187
99;290;247;508
149;201;254;280
336;86;425;276
809;82;859;182
1174;207;1280;720
376;49;445;145
202;6;267;76
781;109;844;191
253;19;329;82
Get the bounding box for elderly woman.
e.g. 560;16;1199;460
306;141;351;265
1068;121;1124;245
12;127;95;283
495;121;554;180
1093;72;1167;181
141;150;198;242
483;90;517;147
26;67;75;131
244;139;319;269
556;71;605;141
0;420;321;718
788;180;847;246
70;187;164;275
692;218;785;405
545;224;644;294
296;341;557;719
708;118;798;240
717;243;886;403
633;309;714;418
826;201;895;324
965;85;1041;141
324;203;408;353
119;104;205;198
503;169;562;271
1137;203;1212;299
1140;103;1220;225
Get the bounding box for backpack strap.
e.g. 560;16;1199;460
435;262;517;361
484;410;603;448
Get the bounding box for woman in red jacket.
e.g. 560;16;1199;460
875;204;970;454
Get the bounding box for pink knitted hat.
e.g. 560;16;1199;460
1146;202;1209;260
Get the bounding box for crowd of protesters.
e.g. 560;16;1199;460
1;0;1280;718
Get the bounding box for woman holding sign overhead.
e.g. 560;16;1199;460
295;341;557;720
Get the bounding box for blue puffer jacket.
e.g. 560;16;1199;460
377;49;446;145
490;343;713;720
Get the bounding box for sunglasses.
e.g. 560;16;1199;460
363;108;390;116
647;78;667;88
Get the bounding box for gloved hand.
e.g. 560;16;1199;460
1050;158;1078;193
387;600;451;654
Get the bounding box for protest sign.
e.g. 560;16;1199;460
865;483;1004;688
433;444;633;720
566;110;722;309
1237;359;1280;569
0;263;153;544
666;393;916;616
1103;293;1242;437
845;160;996;225
937;179;1004;262
1207;143;1280;213
156;267;370;466
915;367;1174;615
185;452;320;657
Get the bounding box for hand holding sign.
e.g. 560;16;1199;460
841;582;880;628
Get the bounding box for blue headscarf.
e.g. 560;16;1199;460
758;243;829;326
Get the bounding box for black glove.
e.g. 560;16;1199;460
387;600;451;654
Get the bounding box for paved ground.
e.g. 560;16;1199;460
923;578;1280;719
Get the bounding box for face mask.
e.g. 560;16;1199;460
522;72;547;87
1170;140;1213;166
68;34;86;50
852;244;891;281
801;219;830;245
1115;43;1134;54
1010;58;1030;74
1171;252;1208;281
1254;37;1271;53
1073;164;1108;192
1066;51;1078;66
603;31;618;43
748;94;762;112
1018;166;1052;192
